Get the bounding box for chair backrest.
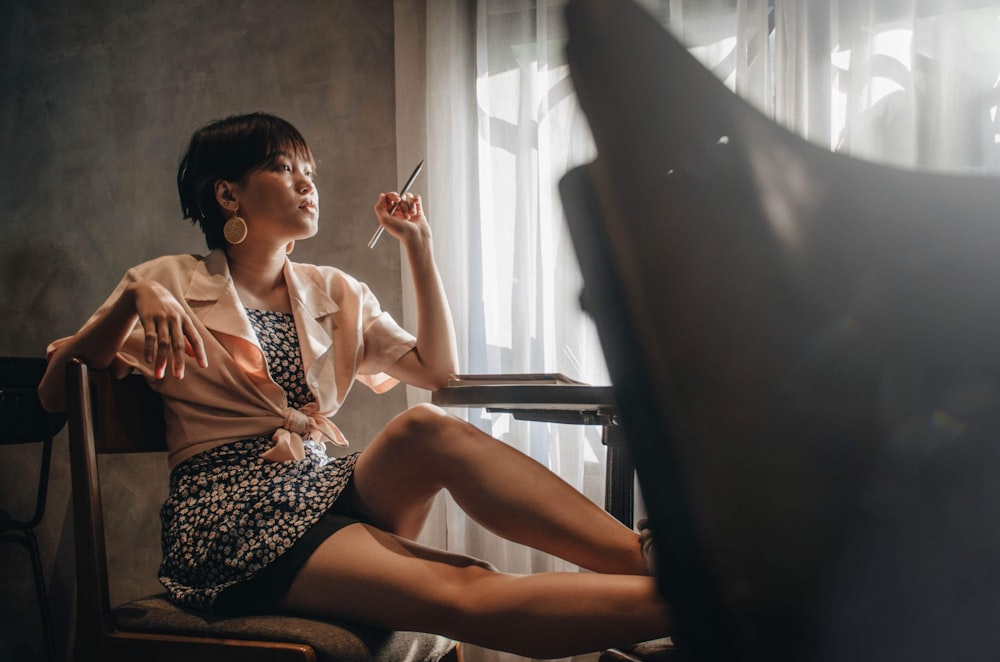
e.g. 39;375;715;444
560;163;731;659
1;356;66;533
0;356;65;444
65;358;166;653
563;1;1000;660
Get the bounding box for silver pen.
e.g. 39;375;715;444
367;159;425;249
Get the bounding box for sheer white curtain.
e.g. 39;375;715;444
667;0;1000;172
394;1;1000;660
396;2;606;660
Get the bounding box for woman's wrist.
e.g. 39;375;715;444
122;282;141;308
402;228;434;263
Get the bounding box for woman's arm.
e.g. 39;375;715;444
39;280;208;411
374;193;459;390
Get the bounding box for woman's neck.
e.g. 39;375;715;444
225;246;292;313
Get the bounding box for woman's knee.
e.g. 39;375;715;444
395;402;450;430
382;403;472;456
433;563;499;616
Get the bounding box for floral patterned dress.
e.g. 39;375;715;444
158;309;360;608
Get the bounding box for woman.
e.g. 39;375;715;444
39;112;669;658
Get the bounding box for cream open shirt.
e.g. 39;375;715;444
49;249;417;468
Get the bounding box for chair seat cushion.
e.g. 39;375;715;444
114;594;456;662
600;637;682;661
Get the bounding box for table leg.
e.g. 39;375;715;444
603;423;634;525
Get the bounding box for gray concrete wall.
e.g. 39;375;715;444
0;2;405;659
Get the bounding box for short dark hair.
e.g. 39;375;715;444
177;112;313;249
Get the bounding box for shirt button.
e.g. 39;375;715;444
310;379;319;389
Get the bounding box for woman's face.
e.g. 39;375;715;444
233;148;319;245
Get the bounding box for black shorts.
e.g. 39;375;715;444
213;480;369;614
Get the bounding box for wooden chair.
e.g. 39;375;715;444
0;356;66;661
65;358;460;662
563;0;1000;659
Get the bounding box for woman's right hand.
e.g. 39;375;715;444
127;281;208;379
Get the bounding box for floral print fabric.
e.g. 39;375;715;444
158;309;359;608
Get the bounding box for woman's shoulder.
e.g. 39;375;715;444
289;260;363;290
287;260;384;311
122;253;207;281
130;253;205;274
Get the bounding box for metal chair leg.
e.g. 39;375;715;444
0;531;55;661
25;529;55;662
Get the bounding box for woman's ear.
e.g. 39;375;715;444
214;180;237;212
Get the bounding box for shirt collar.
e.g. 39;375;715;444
184;249;341;318
183;249;256;345
283;258;341;320
182;249;341;385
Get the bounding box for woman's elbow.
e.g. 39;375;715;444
403;365;452;392
423;370;453;391
402;349;456;391
428;355;460;390
38;375;67;413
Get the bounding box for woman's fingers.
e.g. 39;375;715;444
385;192;407;217
408;193;421;216
151;317;171;379
374;193;394;222
379;192;420;219
373;193;427;244
144;321;158;365
394;192;419;217
146;313;198;379
168;316;187;379
155;316;176;379
141;315;171;378
182;317;209;368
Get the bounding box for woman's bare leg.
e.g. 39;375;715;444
350;403;646;575
280;523;671;659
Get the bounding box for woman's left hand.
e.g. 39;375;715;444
373;192;430;247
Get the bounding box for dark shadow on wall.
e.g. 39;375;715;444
0;240;80;662
0;240;86;356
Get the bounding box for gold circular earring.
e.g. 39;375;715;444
223;207;248;245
